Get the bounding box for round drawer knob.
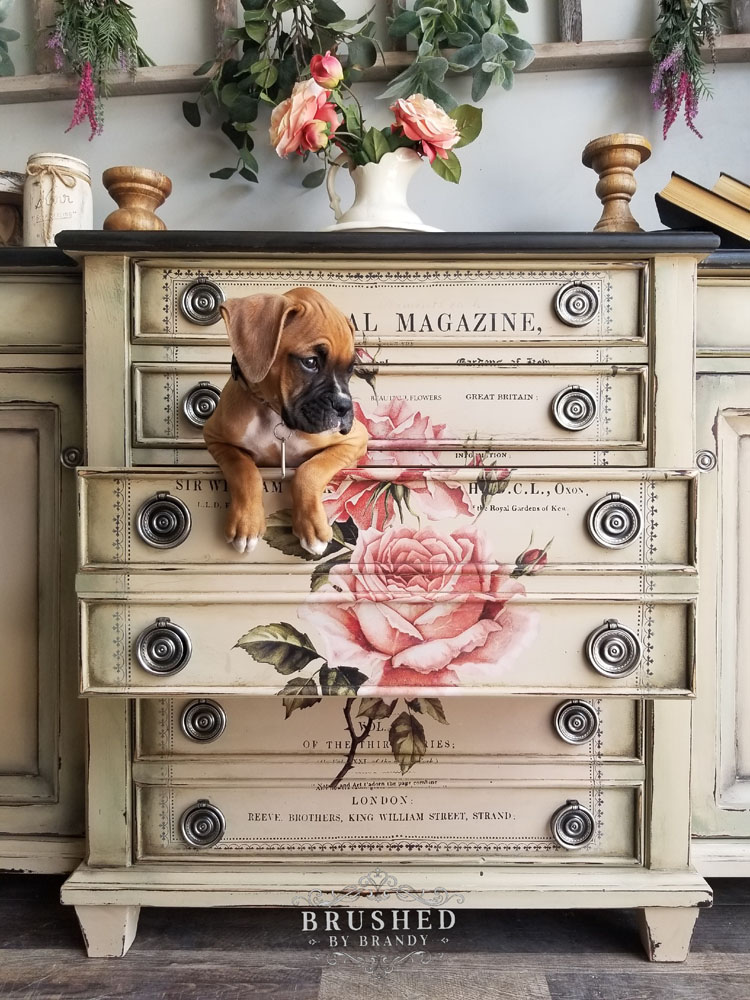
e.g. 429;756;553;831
553;700;600;744
135;617;192;675
586;619;642;678
182;382;221;427
180;700;227;743
551;385;597;431
180;280;225;326
587;492;641;548
179;800;226;848
550;799;596;849
554;281;600;327
136;492;191;549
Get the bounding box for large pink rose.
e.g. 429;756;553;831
301;525;536;692
390;94;459;163
270;79;340;156
324;400;469;528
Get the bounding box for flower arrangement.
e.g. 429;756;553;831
650;0;724;139
269;50;482;186
47;0;153;139
183;0;377;183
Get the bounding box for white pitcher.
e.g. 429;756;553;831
323;148;441;233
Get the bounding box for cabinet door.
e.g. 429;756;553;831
0;370;84;848
693;372;750;837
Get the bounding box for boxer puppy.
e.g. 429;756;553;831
203;287;368;556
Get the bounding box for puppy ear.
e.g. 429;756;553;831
220;294;300;384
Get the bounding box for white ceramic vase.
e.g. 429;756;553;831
323;148;441;233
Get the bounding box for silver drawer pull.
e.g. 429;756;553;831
551;385;597;431
180;700;227;743
135;617;192;675
553;700;599;744
587;492;641;548
554;281;600;327
586;619;642;678
136;492;191;548
179;800;226;848
182;382;221;427
550;799;595;849
180;280;225;326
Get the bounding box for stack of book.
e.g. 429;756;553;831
656;172;750;248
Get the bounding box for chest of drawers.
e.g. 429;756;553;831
59;231;714;961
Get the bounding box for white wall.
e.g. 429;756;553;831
2;0;748;232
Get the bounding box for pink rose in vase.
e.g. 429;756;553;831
301;524;536;692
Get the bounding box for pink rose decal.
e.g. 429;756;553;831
390;94;460;164
301;524;536;692
269;79;340;156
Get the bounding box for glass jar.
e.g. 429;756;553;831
23;152;93;247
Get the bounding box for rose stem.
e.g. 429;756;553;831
329;697;374;789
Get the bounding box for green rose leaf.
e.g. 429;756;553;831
280;676;322;718
450;104;483;147
320;664;368;695
361;126;391;165
358;697;397;720
235;622;321;674
389;711;427;774
209;167;237;180
182;101;201;127
430;149;461;184
421;697;448;724
263;510;321;561
302;168;327;189
310;549;351;592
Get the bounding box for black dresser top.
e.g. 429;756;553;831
54;230;721;257
0;247;77;268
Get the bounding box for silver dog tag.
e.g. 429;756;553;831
273;422;292;479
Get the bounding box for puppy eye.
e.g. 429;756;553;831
299;356;320;373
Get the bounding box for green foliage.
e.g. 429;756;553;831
50;0;153;91
384;0;534;110
0;7;18;78
389;710;427;773
235;621;321;674
187;0;378;184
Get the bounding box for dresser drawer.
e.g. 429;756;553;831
135;779;640;862
134;260;645;347
0;274;81;352
80;595;694;696
132;362;646;466
697;276;750;354
136;696;640;761
78;468;695;572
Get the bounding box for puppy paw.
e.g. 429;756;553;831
225;503;265;555
292;498;333;557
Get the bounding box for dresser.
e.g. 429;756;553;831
0;249;84;873
57;231;715;960
692;250;750;875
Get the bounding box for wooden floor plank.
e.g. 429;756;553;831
319;967;553;999
546;975;750;1000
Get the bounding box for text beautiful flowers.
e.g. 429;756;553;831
269;51;482;183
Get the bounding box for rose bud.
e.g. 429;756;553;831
511;543;551;577
310;51;344;89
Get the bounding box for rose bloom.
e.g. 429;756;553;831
390;94;460;163
301;525;536;692
323;400;472;530
310;50;343;89
269;79;340;156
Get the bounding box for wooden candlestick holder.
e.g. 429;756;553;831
102;166;172;231
582;133;652;233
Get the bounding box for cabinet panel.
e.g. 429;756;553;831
0;276;81;352
0;372;84;839
693;373;750;837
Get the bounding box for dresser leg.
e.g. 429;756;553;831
74;904;141;957
637;906;699;962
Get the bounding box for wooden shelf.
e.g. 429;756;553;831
0;34;748;105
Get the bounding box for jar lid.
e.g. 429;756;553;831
26;152;91;178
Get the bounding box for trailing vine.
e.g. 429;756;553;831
384;0;535;108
